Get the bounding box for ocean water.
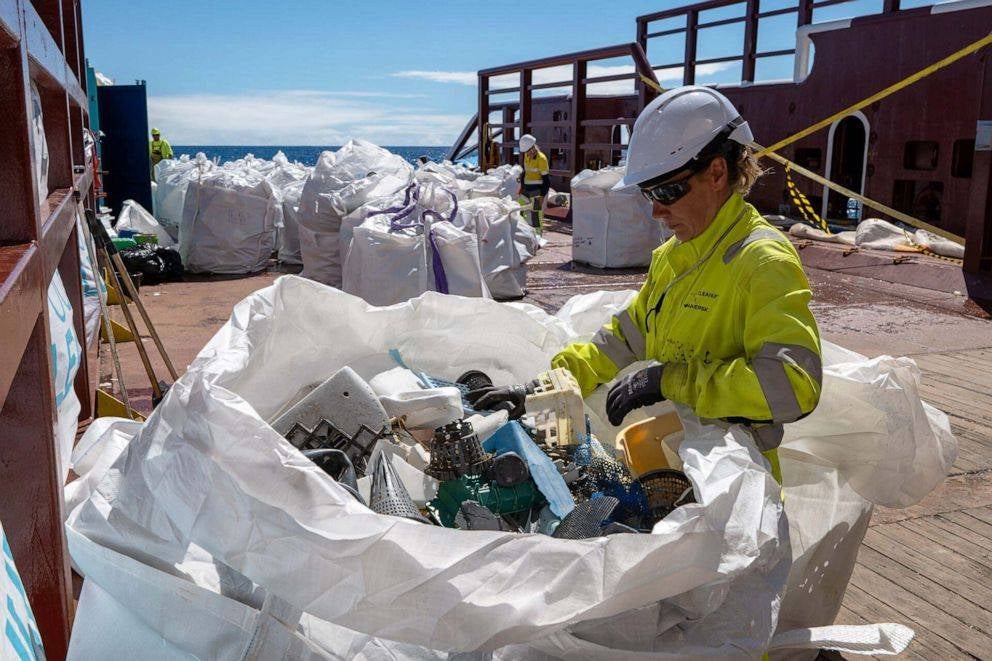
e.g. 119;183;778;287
171;145;460;167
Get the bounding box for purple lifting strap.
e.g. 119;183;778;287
384;184;460;294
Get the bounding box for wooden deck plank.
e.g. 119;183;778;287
914;353;992;388
855;545;992;636
871;472;992;525
899;517;992;569
865;525;992;609
917;384;992;427
927;514;992;552
965;506;992;527
848;563;991;658
842;583;969;659
947;436;987;473
940;509;992;546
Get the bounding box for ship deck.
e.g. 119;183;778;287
99;223;992;659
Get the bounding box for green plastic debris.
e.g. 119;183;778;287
429;475;542;528
133;233;159;245
111;237;137;250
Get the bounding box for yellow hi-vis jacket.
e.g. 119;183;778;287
149;138;173;164
524;150;550;185
552;193;822;456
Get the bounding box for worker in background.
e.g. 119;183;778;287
149;128;173;180
469;86;822;484
519;134;550;232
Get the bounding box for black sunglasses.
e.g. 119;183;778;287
639;170;697;206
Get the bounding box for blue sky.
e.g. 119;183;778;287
82;0;940;146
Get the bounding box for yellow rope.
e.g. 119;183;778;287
756;31;992;157
760;146;964;244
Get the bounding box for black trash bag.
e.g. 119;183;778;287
117;245;184;285
152;245;184;281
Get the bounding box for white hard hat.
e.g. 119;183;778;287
614;85;753;190
519;134;537;153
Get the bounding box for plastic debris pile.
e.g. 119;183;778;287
270;363;695;537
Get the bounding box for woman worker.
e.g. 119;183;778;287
469;86;822;482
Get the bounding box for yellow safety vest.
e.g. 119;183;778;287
552;193;822;472
149;138;173;163
524;150;549;185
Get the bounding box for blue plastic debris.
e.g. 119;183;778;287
483;421;574;519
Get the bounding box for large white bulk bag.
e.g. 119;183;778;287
429;220;489;298
65;278;941;658
179;172;278;274
115;199;177;247
154;154;213;240
343;184;489;305
571;166;668;268
342;216;432;306
298;141;414;287
455;197;530;299
278;178;306;265
338;188;409;271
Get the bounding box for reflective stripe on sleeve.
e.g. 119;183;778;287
615;308;646;361
591;327;637;369
723;227;790;264
753;342;822;423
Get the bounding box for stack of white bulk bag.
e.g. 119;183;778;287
298;140;414;287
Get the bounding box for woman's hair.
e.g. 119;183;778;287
723;142;764;196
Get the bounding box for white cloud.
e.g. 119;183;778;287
390;61;739;97
391;70;477;85
148;90;470;145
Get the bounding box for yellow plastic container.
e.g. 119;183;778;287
616;410;684;477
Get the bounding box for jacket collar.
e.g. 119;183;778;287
668;193;745;268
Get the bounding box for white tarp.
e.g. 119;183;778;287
66;277;948;658
571;167;668;268
788;218;964;259
154;154;213;240
48;271;81;483
116;199;178;247
789;223;856;245
179;168;279;274
299;141;414;287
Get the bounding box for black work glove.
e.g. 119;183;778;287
605;364;665;427
466;381;536;420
